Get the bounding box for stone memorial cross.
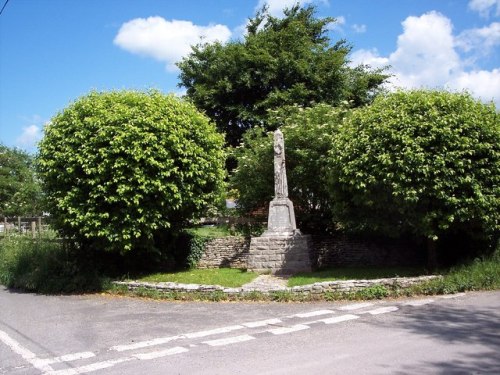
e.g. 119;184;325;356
263;129;298;236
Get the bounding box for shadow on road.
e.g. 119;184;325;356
379;295;500;374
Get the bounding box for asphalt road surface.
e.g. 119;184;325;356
1;287;499;374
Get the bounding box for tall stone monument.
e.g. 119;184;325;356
247;129;312;274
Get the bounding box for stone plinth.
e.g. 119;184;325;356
262;198;299;236
248;234;312;274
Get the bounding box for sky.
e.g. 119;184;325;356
1;0;499;153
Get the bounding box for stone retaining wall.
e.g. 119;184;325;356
113;275;440;295
312;235;423;268
197;237;250;269
195;234;422;270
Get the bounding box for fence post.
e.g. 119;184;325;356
37;216;42;237
17;216;21;233
3;217;7;234
31;221;36;238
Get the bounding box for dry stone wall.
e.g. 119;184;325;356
114;275;440;295
195;234;422;270
312;235;423;268
197;237;250;269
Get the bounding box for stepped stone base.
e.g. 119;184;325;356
247;234;312;274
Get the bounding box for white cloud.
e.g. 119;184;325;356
327;15;345;33
468;0;500;18
349;48;388;68
16;125;41;148
389;12;461;88
350;11;500;106
114;17;231;71
448;68;500;101
456;22;500;56
352;24;367;33
255;0;327;17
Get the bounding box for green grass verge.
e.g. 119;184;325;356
412;255;500;295
287;266;428;287
135;268;259;288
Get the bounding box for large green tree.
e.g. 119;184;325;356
178;5;388;146
37;90;226;253
0;145;43;216
328;90;500;267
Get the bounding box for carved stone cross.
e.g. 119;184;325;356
273;129;288;199
263;129;298;236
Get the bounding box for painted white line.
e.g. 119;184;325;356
44;357;135;375
133;346;189;360
203;335;255;347
111;325;244;352
268;324;310;335
184;325;244;339
38;351;96;366
338;302;374;311
0;330;54;373
366;306;399;315
319;314;360;324
111;335;181;352
441;293;466;299
292;310;335;318
404;299;434;306
242;318;282;328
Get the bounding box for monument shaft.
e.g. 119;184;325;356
247;129;312;274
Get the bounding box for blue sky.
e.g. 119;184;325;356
1;0;499;153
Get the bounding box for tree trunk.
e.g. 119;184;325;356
426;237;438;272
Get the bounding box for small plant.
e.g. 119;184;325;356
355;285;390;299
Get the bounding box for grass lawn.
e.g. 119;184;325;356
288;266;429;287
187;225;233;238
135;268;259;288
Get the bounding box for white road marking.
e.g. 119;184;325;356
184;325;244;339
44;357;135;375
242;318;282;328
38;351;96;365
319;314;360;324
203;335;255;347
133;346;189;360
404;299;434;306
268;324;310;335
365;306;399;315
292;310;335;318
2;300;425;375
338;302;374;311
0;329;54;372
111;335;181;352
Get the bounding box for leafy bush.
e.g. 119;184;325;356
328;90;499;263
0;234;104;293
231;104;348;232
37;90;226;253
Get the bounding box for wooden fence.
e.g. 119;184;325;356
0;216;50;238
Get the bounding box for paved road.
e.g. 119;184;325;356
1;287;499;374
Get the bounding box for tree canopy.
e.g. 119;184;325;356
37;90;226;253
0;145;43;216
328;90;499;249
178;5;388;146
